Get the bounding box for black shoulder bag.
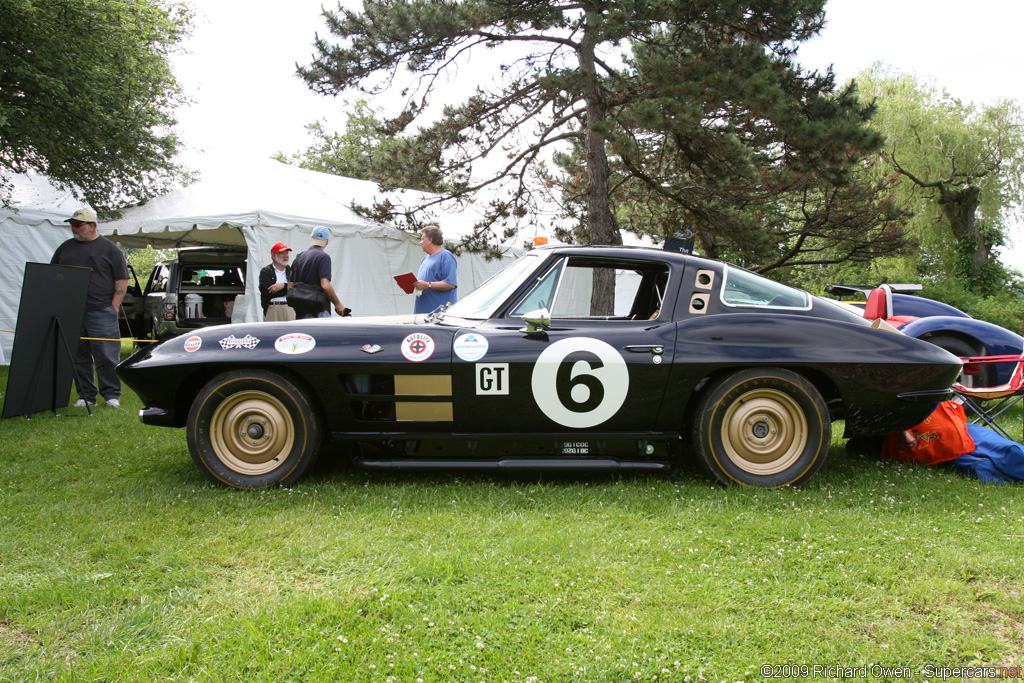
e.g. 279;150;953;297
287;282;328;315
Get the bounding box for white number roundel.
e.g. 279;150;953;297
531;337;629;428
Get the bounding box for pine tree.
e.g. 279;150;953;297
300;0;904;276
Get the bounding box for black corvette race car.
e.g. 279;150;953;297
117;245;961;489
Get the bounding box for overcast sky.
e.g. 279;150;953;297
172;0;1024;264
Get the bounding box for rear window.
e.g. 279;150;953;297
721;266;810;310
180;267;244;288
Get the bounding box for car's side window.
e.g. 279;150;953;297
628;269;668;320
721;266;810;310
510;259;565;317
550;265;626;317
510;257;670;321
147;265;168;293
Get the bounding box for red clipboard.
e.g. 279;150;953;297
394;272;417;294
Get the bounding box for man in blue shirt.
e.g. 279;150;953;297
413;224;457;314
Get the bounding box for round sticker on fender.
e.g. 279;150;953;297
531;338;628;428
401;333;435;362
275;333;316;355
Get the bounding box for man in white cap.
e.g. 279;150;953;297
290;226;346;319
50;208;129;408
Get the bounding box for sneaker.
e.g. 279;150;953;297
106;398;120;408
73;399;96;408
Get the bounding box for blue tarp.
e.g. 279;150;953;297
950;424;1024;483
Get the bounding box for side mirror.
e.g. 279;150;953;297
520;307;551;335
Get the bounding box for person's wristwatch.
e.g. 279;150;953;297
427;282;432;289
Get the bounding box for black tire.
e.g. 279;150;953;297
187;369;323;489
923;335;993;388
694;368;831;488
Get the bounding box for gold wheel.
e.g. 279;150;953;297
719;388;808;476
209;390;296;476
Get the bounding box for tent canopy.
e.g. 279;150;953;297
103;158;480;248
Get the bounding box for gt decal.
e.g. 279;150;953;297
531;338;628;428
476;363;509;395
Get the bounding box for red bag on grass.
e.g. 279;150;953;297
882;400;975;465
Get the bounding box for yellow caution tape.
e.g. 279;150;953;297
84;336;159;343
0;329;158;343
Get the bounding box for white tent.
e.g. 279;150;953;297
0;175;89;364
101;159;519;326
0;161;520;365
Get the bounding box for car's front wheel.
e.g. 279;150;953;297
187;369;323;488
693;368;830;487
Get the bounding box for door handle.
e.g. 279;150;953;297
624;345;664;354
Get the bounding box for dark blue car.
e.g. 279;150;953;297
827;283;1023;386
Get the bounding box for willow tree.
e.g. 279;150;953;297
857;64;1024;292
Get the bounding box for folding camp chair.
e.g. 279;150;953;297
952;353;1024;441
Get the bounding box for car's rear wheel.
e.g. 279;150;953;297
924;335;993;387
187;369;323;488
694;368;830;488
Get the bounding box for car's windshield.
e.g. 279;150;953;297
721;266;811;309
444;251;545;319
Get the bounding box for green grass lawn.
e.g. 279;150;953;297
1;359;1022;682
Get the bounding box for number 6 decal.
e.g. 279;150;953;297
532;338;629;428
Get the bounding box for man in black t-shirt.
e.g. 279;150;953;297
50;208;129;408
290;226;346;320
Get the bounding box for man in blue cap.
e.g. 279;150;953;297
290;226;346;319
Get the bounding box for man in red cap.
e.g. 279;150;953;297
259;242;295;321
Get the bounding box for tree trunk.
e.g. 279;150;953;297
578;10;620;315
698;230;719;261
938;185;987;277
